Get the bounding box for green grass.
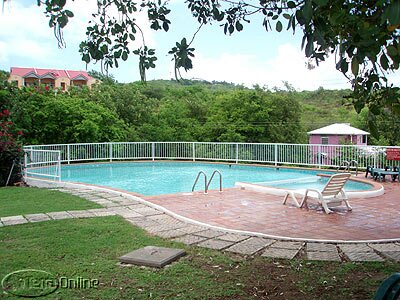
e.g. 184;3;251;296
0;187;101;217
0;217;399;299
1;187;399;299
0;216;244;299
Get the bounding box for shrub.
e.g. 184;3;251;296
0;109;23;186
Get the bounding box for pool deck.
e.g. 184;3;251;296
18;174;400;262
143;177;400;242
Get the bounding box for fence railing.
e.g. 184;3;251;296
23;142;399;177
24;149;61;181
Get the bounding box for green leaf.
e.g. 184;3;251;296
276;21;283;32
380;53;389;70
235;21;243;31
114;49;122;58
58;15;68;28
302;0;313;23
351;57;359;76
295;10;305;26
162;21;169;32
100;44;108;54
65;10;74;17
305;39;313;57
385;0;400;26
122;51;128;61
287;1;296;8
181;38;187;47
82;54;90;64
341;59;348;73
386;45;398;59
283;13;291;20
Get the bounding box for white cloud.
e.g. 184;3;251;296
183;43;400;90
63;0;155;48
1;1;398;89
185;44;353;90
0;42;8;63
0;1;155;71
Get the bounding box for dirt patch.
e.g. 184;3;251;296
200;254;399;300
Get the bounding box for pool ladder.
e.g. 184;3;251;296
192;170;222;194
337;160;358;176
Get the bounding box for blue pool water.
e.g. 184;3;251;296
61;162;372;196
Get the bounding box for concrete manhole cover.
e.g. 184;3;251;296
119;246;186;268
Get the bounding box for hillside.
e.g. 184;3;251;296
1;76;398;145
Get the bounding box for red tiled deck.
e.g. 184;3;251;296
143;180;400;242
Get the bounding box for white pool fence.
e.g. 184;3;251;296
24;149;61;181
23;142;399;181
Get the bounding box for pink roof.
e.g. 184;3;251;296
10;67;93;80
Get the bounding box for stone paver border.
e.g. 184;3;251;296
1;185;400;262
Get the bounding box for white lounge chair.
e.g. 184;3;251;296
282;173;352;214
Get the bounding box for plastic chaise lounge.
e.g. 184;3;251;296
282;173;352;214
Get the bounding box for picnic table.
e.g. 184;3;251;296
371;167;399;182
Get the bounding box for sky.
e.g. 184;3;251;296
1;0;399;91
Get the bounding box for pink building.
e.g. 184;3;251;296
8;67;98;90
308;123;370;146
308;123;370;166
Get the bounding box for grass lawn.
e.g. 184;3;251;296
1;216;399;300
0;187;101;217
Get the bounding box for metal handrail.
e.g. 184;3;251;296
192;171;208;194
207;170;222;192
350;160;359;176
337;160;350;172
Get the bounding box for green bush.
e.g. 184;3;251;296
0;109;23;186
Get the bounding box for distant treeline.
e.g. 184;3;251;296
1;74;399;146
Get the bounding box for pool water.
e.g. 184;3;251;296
61;162;372;196
256;177;369;191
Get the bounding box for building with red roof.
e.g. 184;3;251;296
8;67;99;90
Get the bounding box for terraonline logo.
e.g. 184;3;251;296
1;269;99;298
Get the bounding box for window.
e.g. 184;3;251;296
24;78;38;86
362;135;367;144
321;137;329;145
61;82;66;91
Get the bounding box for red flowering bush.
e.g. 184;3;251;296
0;109;23;186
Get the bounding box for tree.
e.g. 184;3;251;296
32;0;399;116
88;70;118;85
0;70;9;85
204;90;272;142
6;89;128;144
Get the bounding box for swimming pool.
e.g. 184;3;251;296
61;162;372;196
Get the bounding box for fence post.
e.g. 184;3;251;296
67;144;70;164
23;151;28;180
192;142;196;162
235;143;239;164
58;151;61;182
274;144;278;166
109;143;113;162
318;144;322;169
152;142;155;161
